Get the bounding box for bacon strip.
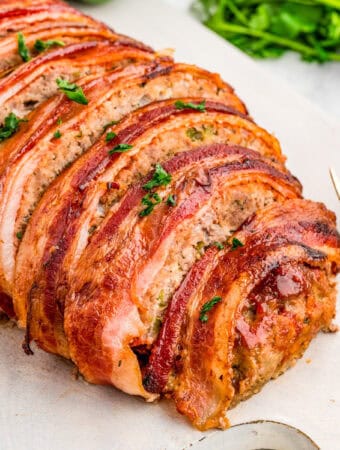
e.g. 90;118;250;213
0;1;337;432
0;4;96;37
15;98;286;356
0;24;124;78
62;144;299;400
145;199;339;429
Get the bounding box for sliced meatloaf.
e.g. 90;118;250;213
0;40;156;123
144;199;339;429
0;4;97;38
0;24;120;78
62;145;300;399
15;98;284;356
0;0;338;434
2;63;243;309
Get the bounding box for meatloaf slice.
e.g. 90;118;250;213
62;145;300;400
0;24;121;78
16;99;285;357
145;199;339;429
0;4;97;38
4;64;243;312
0;39;155;123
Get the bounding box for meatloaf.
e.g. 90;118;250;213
0;0;338;431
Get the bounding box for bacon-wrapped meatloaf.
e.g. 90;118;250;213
0;0;339;430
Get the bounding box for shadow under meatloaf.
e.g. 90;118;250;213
4;64;244;316
0;39;156;123
0;3;96;38
0;23;121;78
16;99;283;357
145;199;340;430
63;144;301;400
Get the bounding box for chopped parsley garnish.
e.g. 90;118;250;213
56;78;88;105
186;127;204;142
139;192;161;217
143;164;172;191
0;113;27;142
57;117;62;125
166;194;176;207
88;224;97;235
103;120;119;131
106;132;117;142
199;296;222;323
153;318;163;334
34;39;65;53
231;237;244;250
108;143;133;155
212;241;224;250
53;130;62;139
195;241;206;256
16;231;23;240
175;100;206;112
17;32;30;62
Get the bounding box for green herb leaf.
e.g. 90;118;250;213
195;241;206;256
56;78;88;105
212;241;224;250
143;164;172;191
108;143;133;155
106;131;117;142
16;231;23;240
34;39;65;53
139;192;161;217
175;100;206;112
53;130;62;139
103;120;119;131
17;32;30;62
166;194;176;206
186;127;204;141
0;113;27;142
199;296;222;322
231;237;244;250
57;117;62;125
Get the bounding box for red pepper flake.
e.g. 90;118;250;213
106;181;120;190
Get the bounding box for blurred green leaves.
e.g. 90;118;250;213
194;0;340;62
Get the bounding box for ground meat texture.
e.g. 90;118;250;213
0;25;117;77
61;146;300;398
0;40;155;123
11;69;245;325
0;4;97;38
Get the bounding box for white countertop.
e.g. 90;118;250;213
164;0;340;122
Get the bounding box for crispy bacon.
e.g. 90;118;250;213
12;73;246;329
145;199;339;429
0;0;338;432
14;97;285;356
0;24;125;78
0;46;160;298
0;4;96;37
63;144;299;399
0;39;155;122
